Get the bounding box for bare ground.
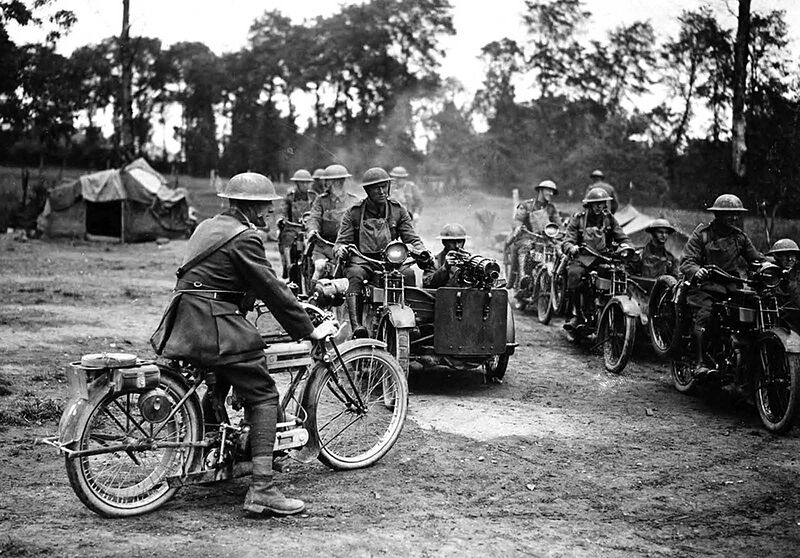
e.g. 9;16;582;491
2;232;800;558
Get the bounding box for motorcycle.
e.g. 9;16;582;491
39;303;408;517
343;241;515;383
651;263;800;433
518;223;564;324
276;215;308;287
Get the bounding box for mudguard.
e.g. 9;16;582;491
384;305;417;329
58;376;111;446
506;299;516;344
604;295;641;318
763;327;800;354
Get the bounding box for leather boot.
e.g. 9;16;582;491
693;328;711;378
346;293;368;339
563;291;584;331
243;402;305;516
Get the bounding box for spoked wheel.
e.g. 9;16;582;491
754;337;800;434
483;353;510;383
672;357;697;394
551;261;568;315
648;275;678;357
536;268;554;324
305;346;408;470
64;373;202;517
599;301;636;374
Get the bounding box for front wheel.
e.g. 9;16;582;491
551;260;568;315
599;301;636;374
648;275;678;357
672;358;697;394
754;338;800;434
305;346;408;470
535;268;554;325
64;372;202;517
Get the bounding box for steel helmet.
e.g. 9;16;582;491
217;172;282;201
389;166;409;178
290;169;313;182
645;218;675;234
590;169;605;179
324;164;351;180
360;167;392;188
312;168;325;180
707;194;747;212
768;238;800;255
536;180;558;194
436;223;470;240
582;186;613;204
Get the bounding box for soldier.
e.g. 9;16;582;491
767;238;800;309
584;169;619;214
389;166;423;221
508;179;560;289
278;169;317;279
311;168;327;197
679;194;764;377
334;167;431;338
150;172;337;517
561;187;631;331
306;164;360;288
423;223;470;289
629;218;680;279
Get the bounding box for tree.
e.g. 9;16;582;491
731;0;750;178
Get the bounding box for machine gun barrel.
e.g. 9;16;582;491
451;250;501;286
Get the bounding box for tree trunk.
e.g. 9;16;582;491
731;0;750;179
118;0;134;160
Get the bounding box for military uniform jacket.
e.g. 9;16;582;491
283;189;317;222
514;198;559;232
679;221;763;280
584;181;619;214
631;240;679;279
776;267;800;309
391;181;423;215
151;211;314;366
422;250;456;289
307;190;361;242
335;198;425;257
562;210;629;255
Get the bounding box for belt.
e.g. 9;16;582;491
175;280;245;304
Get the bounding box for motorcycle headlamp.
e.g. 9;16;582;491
758;262;783;289
385;242;408;265
617;246;636;262
544;223;560;239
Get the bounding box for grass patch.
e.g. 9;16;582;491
0;376;11;396
0;395;63;426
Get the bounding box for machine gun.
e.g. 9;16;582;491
449;249;502;290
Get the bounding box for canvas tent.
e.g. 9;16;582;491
37;158;195;242
615;204;689;259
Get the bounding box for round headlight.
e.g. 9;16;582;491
385;242;408;264
544;223;560;238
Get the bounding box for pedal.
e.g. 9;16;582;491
274;426;308;452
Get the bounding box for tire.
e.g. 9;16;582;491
754;338;800;434
551;259;568;315
64;372;202;517
648;275;678;357
599;301;636;374
377;317;411;378
672;358;697;394
305;346;408;470
483;353;510;383
536;268;554;325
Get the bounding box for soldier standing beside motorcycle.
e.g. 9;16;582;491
334;167;431;338
150;172;337;517
306;164;360;289
767;239;800;310
389;166;424;221
423;223;470;289
679;194;764;378
629;218;680;279
561;187;631;331
508;179;560;291
278;169;317;279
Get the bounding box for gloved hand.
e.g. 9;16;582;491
418;250;432;264
334;244;350;260
444;251;459;269
567;245;580;256
695;267;710;282
309;319;339;340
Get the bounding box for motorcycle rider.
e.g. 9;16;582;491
306;164;360;289
278;169;317;279
629;218;680;279
389;166;423;221
311;168;327;196
767;238;800;309
561;187;631;331
583;170;619;214
508;179;560;291
679;194;764;378
150;172;337;517
423;223;470;289
334;167;431;338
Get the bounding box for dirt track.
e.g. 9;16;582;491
2;234;800;557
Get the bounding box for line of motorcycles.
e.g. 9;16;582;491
511;224;800;434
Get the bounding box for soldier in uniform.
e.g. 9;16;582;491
679;194;763;377
508;179;560;289
150;172;337;517
306;164;360;289
767;239;800;309
311;168;327;196
561;187;631;330
423;223;470;289
389;166;423;221
629;218;680;279
278;169;317;279
334;167;431;338
584;169;619;214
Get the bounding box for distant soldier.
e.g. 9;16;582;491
311;168;327;197
583;170;619;214
508;179;560;289
306;164;360;288
767;238;800;309
277;169;317;279
629;218;679;279
679;194;763;377
423;223;470;289
562;187;631;330
389;166;423;221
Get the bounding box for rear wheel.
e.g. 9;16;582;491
483;353;510;383
536;268;554;324
599;301;636;374
551;260;568;315
755;338;800;434
305;347;408;470
648;275;678;357
672;358;697;394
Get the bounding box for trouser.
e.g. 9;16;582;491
508;239;533;289
566;259;589;291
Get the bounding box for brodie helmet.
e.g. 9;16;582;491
707;194;747;212
768;238;800;255
290;169;313;182
312;168;325;180
217;172;282;201
436;223;470;240
536;180;558;194
590;169;605;179
360;167;392;188
324;164;351;180
582;187;613;205
389;166;409;178
645;218;675;235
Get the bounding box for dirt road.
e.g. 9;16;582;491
2;234;800;557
